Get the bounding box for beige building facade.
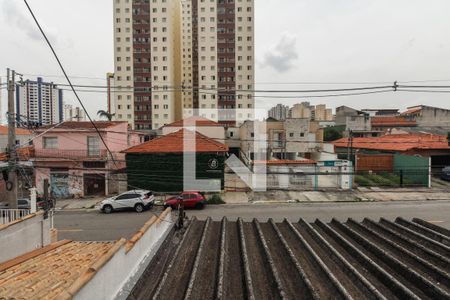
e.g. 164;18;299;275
113;0;255;130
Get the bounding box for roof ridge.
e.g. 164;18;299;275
0;240;72;272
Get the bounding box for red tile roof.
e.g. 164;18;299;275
254;159;316;165
0;146;34;161
37;121;126;131
371;116;416;127
401;106;422;115
333;133;450;152
164;116;224;127
0;125;32;135
123;129;228;154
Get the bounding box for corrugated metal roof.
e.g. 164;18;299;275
129;217;450;299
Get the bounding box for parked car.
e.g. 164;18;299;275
441;166;450;181
164;192;206;210
17;199;31;210
98;190;155;214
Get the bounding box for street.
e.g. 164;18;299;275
55;200;450;241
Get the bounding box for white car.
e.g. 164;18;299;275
98;190;155;214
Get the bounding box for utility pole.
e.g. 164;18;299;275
7;68;18;208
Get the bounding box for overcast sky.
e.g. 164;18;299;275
1;0;450;123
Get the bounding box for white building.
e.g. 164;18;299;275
16;77;63;126
268;104;289;121
63;104;86;122
113;0;255;130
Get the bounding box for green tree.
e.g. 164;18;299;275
324;127;343;141
97;110;115;121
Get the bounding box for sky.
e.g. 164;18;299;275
1;0;450;123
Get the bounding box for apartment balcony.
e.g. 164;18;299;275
34;149;108;160
271;141;286;149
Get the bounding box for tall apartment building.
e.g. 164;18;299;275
289;102;333;121
268;104;289;121
16;77;63;126
113;0;254;130
290;102;312;119
63;104;86;122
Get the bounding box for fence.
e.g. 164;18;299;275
0;209;31;225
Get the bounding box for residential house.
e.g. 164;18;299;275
361;109;400;116
0;125;33;152
254;159;317;190
401;105;450;127
32;121;145;199
333;133;450;170
335;105;365;126
162;116;226;144
371;116;417;132
239;118;324;162
0;208;173;299
123;129;229;192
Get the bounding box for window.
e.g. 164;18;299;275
87;136;100;156
43;137;58;149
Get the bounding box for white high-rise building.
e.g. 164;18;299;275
63;104;86;122
268;104;289;121
113;0;254;130
16;77;63;126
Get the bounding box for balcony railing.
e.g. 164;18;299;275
35;149;108;160
0;209;30;225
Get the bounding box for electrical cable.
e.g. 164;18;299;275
23;0;119;168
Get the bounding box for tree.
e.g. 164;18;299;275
97;110;115;121
324;127;343;141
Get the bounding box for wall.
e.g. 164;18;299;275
284;118;316;154
126;153;226;192
335;106;360;126
0;134;33;152
356;154;394;172
418;106;450;127
74;211;173;300
265;164;315;190
345;115;371;131
0;213;51;263
394;154;429;186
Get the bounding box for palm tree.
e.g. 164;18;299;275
97;110;115;121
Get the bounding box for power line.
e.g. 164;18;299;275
23;0;119;168
397;89;450;94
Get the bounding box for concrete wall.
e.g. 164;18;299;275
0;213;51;263
266;164;315;190
345;115;371;131
335;106;360;126
0;134;33;152
417;106;450;127
284;118;315;154
74;211;173;300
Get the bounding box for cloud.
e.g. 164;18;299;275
1;1;58;44
262;33;299;72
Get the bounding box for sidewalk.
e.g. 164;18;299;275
53;187;450;210
55;197;104;210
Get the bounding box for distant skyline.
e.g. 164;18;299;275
1;0;450;123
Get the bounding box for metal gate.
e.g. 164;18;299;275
50;173;70;199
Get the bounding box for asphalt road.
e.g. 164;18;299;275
54;200;450;241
